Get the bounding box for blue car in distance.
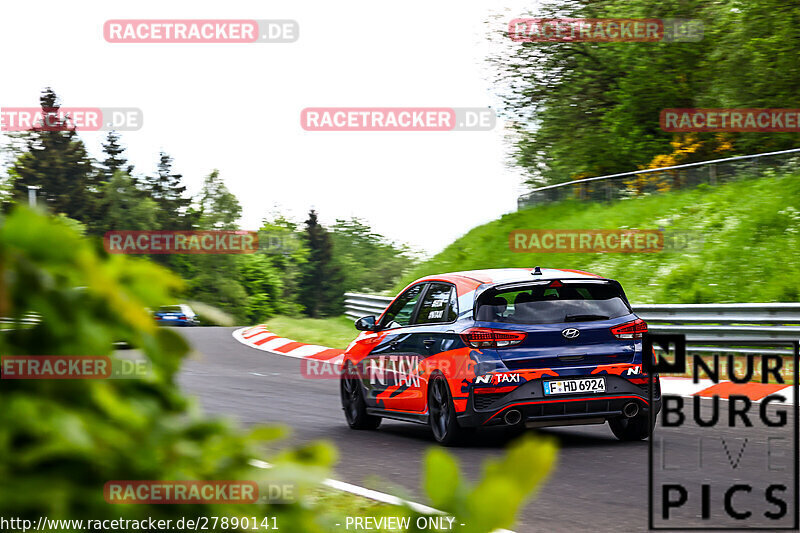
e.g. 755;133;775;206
153;305;200;326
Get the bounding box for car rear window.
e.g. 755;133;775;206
158;306;183;313
475;282;631;324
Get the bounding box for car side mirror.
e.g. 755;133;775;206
354;315;377;331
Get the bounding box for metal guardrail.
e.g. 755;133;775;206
344;293;800;355
0;314;40;329
517;147;800;209
344;293;392;320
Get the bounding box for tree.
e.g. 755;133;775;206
101;131;133;177
330;217;413;293
703;0;800;155
257;212;309;316
142;152;191;229
178;170;247;320
90;132;136;233
185;263;249;320
489;0;800;186
0;145;12;213
238;254;285;322
98;170;158;230
194;169;241;230
9;88;98;222
299;210;344;317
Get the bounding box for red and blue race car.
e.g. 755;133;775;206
340;267;660;445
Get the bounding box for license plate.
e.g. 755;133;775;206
543;377;605;395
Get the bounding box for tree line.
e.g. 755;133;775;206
491;0;800;186
1;88;414;322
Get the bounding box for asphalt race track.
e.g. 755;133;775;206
175;327;798;533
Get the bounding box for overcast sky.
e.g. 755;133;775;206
1;0;539;255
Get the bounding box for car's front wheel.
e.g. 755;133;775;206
340;364;381;430
428;374;472;446
608;412;655;441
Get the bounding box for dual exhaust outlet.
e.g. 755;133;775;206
503;409;523;425
501;401;639;425
622;401;639;418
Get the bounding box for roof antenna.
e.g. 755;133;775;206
532;266;542;275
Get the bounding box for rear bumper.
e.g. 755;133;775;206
457;374;661;428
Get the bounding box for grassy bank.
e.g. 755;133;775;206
264;315;357;349
397;171;800;303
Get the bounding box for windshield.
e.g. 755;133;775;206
475;282;631;324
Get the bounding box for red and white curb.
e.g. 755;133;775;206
233;325;345;367
232;326;793;402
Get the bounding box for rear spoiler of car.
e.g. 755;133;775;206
472;278;633;317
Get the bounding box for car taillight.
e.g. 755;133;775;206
460;328;526;348
179;315;187;320
610;318;648;339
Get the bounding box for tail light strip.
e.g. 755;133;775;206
460;328;527;348
610;318;648;339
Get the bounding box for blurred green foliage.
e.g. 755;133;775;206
424;434;557;533
0;208;556;531
0;207;336;528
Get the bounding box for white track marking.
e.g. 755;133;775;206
248;459;514;532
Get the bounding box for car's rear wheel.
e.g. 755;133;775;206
608;412;654;441
428;374;471;446
340;364;381;430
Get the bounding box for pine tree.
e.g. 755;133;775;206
101;131;133;177
142;152;190;229
10;88;98;223
90;131;136;233
299;210;344;317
